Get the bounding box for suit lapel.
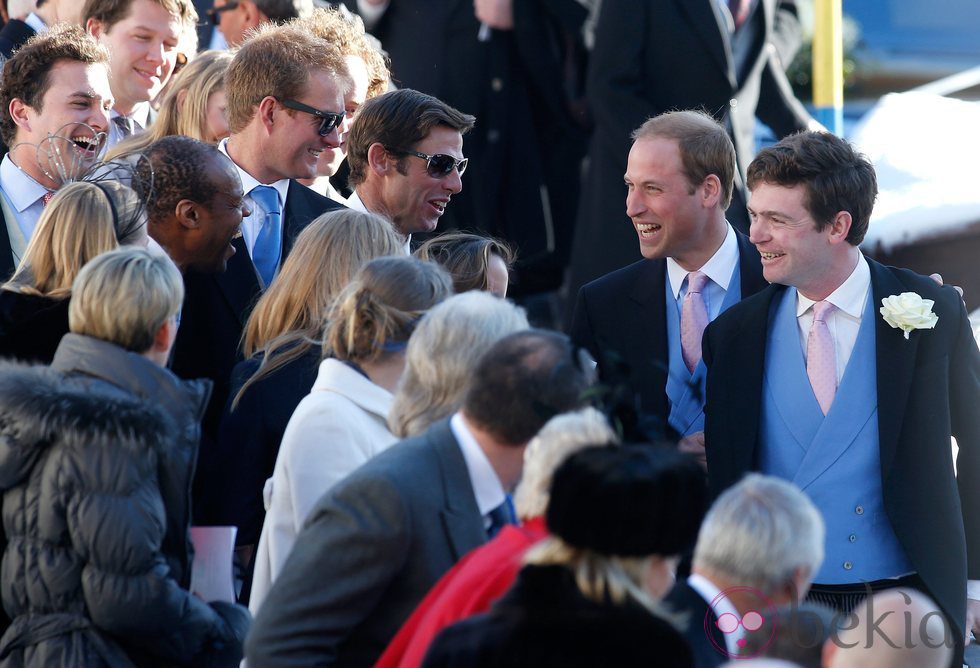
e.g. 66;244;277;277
283;180;342;255
869;260;921;482
0;206;13;282
628;260;670;423
429;421;487;561
211;236;261;327
677;0;736;86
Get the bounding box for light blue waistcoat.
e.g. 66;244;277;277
759;287;913;584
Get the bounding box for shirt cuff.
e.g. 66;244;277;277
355;0;389;30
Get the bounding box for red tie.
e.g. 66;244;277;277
42;191;55;207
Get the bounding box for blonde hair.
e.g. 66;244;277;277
513;408;618;520
69;247;183;353
388;292;529;438
225;22;351;134
292;7;389;99
106;50;233;160
233;209;402;407
524;538;677;622
324;256;452;363
4;181;144;298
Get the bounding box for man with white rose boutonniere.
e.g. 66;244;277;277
702;131;980;665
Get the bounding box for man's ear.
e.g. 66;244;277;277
242;0;264;29
151;316;177;355
8;98;31;133
367;142;390;176
827;210;853;246
256;96;278;134
701;174;722;208
86;17;105;39
175;199;201;230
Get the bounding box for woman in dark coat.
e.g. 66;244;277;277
422;445;708;668
0;248;248;666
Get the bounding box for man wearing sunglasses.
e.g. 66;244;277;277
345;88;474;248
206;0;312;48
171;22;351;522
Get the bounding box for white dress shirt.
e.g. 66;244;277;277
666;223;739;320
795;254;870;384
23;13;49;33
450;412;507;531
218;138;290;258
687;572;742;655
0;154;49;252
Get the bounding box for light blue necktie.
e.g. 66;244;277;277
250;185;282;287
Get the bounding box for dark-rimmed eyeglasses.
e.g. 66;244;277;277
276;97;345;136
386;148;468;178
206;1;239;25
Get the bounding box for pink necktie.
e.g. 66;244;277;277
806;301;837;415
42;191;54;207
680;271;710;373
729;0;750;29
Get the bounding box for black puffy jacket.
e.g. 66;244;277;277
0;362;248;667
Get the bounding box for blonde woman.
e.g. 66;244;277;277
0;181;147;363
249;256;452;613
210;209;402;554
388;291;530;438
105;50;233;161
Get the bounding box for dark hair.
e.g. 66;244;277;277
463;330;589;446
137;135;225;223
746;131;877;245
414;232;515;294
632;110;736;209
254;0;311;22
82;0;196;30
346;88;475;187
0;25;109;146
547;444;707;557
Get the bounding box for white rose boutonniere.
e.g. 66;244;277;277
880;292;939;339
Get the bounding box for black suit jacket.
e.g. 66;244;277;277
702;258;980;646
0;18;35;59
244;418;486;667
172;181;340;524
567;0;811;299
665;581;727;668
569;229;766;434
0;204;13;283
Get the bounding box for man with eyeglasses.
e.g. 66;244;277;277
345;87;474;250
206;0;312;47
171;21;351;523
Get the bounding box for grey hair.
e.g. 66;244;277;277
693;474;825;596
388;292;529;438
513;408;618;520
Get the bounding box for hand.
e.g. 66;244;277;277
966;597;980;644
929;273;966;306
678;431;707;470
474;0;514;30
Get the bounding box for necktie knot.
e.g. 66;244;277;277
812;300;834;323
486;497;515;539
686;271;708;295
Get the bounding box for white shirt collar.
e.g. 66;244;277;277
449;412;506;517
218;138;290;202
666;223;739;298
686;572;742;655
110;103;151;130
0;154;49;212
348;189;411;254
796;253;870;320
24;13;48;33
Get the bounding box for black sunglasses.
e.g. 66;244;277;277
206;1;239;25
386;148;468;178
276;98;346;136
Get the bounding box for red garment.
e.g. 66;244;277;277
375;517;548;668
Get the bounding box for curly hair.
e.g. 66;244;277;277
137;135;221;224
0;25;109;147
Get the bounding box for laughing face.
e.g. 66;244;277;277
266;68;344;182
747;181;839;297
381;125;464;236
89;0;181;115
624;137;714;268
13;59;113;188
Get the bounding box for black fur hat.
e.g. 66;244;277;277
546;444;707;557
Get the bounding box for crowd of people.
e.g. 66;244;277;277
0;0;975;667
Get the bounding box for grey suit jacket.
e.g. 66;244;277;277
244;418;486;667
